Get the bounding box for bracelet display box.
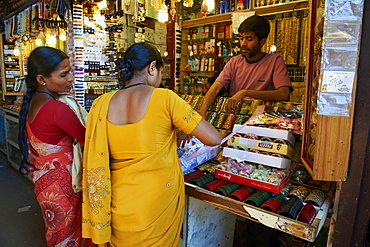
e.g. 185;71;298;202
222;147;292;169
215;168;292;194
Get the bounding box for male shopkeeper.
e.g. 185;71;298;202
198;15;293;118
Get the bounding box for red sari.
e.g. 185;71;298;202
26;121;94;247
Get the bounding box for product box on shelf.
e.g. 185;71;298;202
233;124;296;147
223;147;292;169
228;136;295;159
215;168;292;194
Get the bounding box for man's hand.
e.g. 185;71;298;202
226;90;246;113
198;81;225;118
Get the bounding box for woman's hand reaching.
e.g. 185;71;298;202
177;130;191;149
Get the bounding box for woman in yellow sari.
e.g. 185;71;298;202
82;42;222;246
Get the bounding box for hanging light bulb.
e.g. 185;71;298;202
270;45;277;53
35;38;42;46
48;30;57;45
158;2;168;23
14;43;20;56
36;32;42;46
204;0;214;13
35;31;44;46
98;0;107;9
60;33;66;41
59;29;67;41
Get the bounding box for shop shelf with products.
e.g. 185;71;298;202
180;4;309;98
0;41;24;97
180;24;218;95
180;22;238;95
214;22;239;72
181;0;309;25
184;179;334;242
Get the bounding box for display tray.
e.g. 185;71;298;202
228;136;295;159
185;182;334;242
215;169;291;194
223;147;292;169
233;124;296;146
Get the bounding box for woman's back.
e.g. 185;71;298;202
107;83;153;125
107;88;199;160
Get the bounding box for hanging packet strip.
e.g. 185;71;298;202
180;123;247;172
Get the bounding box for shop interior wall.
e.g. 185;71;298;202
330;0;370;244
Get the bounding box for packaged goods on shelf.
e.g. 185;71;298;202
215;159;292;193
222;147;292;169
232;124;296;146
228;136;295;159
246;104;303;135
215;169;290;193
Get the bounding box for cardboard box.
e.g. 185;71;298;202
215;169;291;194
228;136;295;159
232;124;296;146
223;147;292;169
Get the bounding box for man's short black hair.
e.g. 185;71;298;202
238;15;270;40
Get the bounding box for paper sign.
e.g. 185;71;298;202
321;70;355;93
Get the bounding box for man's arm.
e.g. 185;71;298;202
226;86;291;113
245;86;291;101
198;81;225;118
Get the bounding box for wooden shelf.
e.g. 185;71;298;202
254;0;309;16
185;181;334;242
182;0;309;28
2;107;20;114
7;139;19;150
182;13;233;28
4;92;24;96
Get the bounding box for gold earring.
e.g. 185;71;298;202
43;82;46;86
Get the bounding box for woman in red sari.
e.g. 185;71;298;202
18;47;95;247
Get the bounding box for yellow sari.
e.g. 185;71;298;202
82;89;202;246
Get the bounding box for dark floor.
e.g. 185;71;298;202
0;152;47;247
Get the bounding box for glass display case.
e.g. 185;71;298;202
0;35;24;97
300;0;363;181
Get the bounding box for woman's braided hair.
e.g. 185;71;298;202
18;46;68;174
